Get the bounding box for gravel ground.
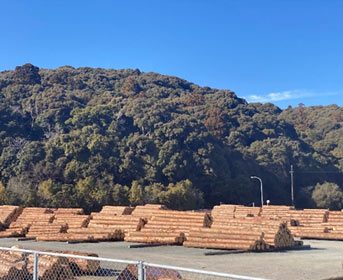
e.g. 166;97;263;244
0;238;342;280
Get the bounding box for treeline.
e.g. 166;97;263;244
0;63;342;212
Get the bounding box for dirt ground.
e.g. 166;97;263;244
0;237;342;280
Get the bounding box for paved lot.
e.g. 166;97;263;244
0;238;342;280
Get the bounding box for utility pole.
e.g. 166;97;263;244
290;165;294;207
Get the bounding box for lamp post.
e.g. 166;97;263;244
250;176;264;206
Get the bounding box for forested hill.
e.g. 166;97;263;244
0;63;342;212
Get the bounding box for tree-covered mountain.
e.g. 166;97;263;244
0;63;342;212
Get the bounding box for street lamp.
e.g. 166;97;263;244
250;176;264;206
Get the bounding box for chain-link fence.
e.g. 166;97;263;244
0;246;269;280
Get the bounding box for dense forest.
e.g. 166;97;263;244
0;63;342;212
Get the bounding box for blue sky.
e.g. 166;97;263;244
1;0;342;108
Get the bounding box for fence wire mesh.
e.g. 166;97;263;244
0;247;268;280
143;263;268;280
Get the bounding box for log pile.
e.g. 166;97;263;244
26;223;67;239
125;210;211;245
34;209;90;242
35;249;100;275
185;215;300;251
98;205;134;216
261;205;294;220
60;206;144;242
183;227;268;251
289;210;343;240
288;209;329;226
53;208;90;230
0;205;22;229
53;213;90;229
0;207;54;238
211;204;239;220
234;205;262;218
0;204;340;245
54;208;84;215
0;249;75;280
0;248;100;279
36;206;142;242
87;215;145;235
326;211;343;229
212;204;262;219
131;204;169;221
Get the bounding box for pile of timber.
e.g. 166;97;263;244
211;204;263;219
0;207;54;238
184;227;268;251
326;211;343;228
290;210;343;240
19;208;57;239
184;216;301;251
0;249;75;280
26;223;67;239
98;205;134;216
37;208;91;241
261;205;294;220
87;214;144;234
234;205;262;218
289;209;329;226
0;248;100;279
35;206;140;242
53;212;90;229
36;249;100;275
131;204;169;221
125;210;211;245
211;204;239;220
0;206;22;230
64;206;142;242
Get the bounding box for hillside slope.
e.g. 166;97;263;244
0;64;341;211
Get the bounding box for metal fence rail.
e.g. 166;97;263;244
0;246;270;280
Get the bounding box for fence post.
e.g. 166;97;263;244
138;261;144;280
33;252;39;280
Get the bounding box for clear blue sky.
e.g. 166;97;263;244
1;0;342;108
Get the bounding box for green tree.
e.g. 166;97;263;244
159;180;204;210
312;182;343;210
112;184;130;205
129;181;145;206
0;181;8;204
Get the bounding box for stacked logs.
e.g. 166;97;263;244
98;205;134;216
261;205;294;220
293;210;343;240
288;209;329;239
234;205;262;218
289;209;329;225
40;206;142;242
212;204;263;219
125;210;211;245
211;204;238;220
183;227;267;251
0;248;100;280
0;207;54;238
185;215;300;251
131;204;169;221
35;249;100;275
35;208;90;242
0;249;75;280
0;206;22;230
325;211;343;230
53;210;90;229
